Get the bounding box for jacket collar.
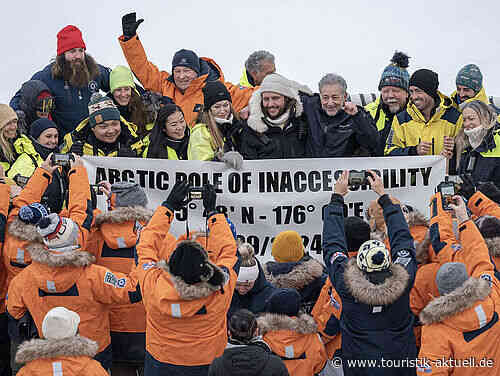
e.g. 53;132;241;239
8;217;45;243
257;313;317;335
15;336;98;364
264;258;324;290
344;258;410;306
419;277;491;325
28;243;95;268
407;91;453;124
94;206;153;227
157;260;225;300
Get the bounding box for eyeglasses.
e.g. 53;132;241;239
36;97;55;113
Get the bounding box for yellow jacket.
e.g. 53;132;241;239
450;87;489;110
385;92;462;156
239;69;254;88
61;116;143;157
8;136;43;180
188;123;215;161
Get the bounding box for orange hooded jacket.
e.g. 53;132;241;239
417;193;500;375
135;206;238;366
257;313;327;376
16;335;108;376
311;278;342;359
0;183;10;314
2;166;93;293
86;206;153;333
118;35;255;127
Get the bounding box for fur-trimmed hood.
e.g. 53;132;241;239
28;243;95;268
485;237;500;258
16;335;98;364
93;206;153;227
370;208;429;243
257;313;317;335
419;277;491;326
264;258;324;290
407;210;429;228
8;217;44;243
157;260;225;301
247;75;312;134
343;258;410;306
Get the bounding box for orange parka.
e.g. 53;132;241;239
86;206;153;334
16;336;108;376
257;313;327;376
0;183;10;314
2;166;92;291
311;278;342;359
119;35;255;127
135;206;238;366
417;193;500;375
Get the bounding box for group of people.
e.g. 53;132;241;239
0;10;499;376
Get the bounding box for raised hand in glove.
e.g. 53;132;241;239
122;12;144;39
203;183;217;216
221;151;243;170
457;174;476;200
163;180;190;212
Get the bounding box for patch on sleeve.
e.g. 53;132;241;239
372;306;382;313
480;273;493;287
329;293;340;310
330;252;347;264
416;365;432;373
104;271;118;287
142;262;156;271
394;256;411;267
451;244;462;252
397;250;410;257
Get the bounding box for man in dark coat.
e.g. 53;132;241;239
322;170;417;376
302;73;379;158
209;309;288;376
10;25;110;136
239;73;310;159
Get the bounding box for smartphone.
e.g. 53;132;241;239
438;182;456;211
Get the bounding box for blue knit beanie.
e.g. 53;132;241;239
265;288;301;316
29;118;58;140
456;64;483;93
88;93;120;128
172;49;200;75
379;51;410;92
19;203;48;225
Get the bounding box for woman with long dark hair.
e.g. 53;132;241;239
142;104;190;160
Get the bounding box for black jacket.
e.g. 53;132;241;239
458;126;500;189
208;340;289;376
301;93;379;157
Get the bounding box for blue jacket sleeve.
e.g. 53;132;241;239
379;194;417;283
322;194;349;290
99;65;111;93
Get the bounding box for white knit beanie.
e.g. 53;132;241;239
42;307;80;340
37;213;80;251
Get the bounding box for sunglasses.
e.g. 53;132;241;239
36;97;55;113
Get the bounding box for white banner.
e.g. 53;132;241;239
83;156;446;263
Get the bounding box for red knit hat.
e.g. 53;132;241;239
57;25;86;56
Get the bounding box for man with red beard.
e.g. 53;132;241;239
10;25;111;137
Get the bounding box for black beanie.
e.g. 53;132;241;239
344;216;371;252
265;288;301;316
203;81;232;111
172;49;200;75
169;241;212;284
409;69;439;101
30;118;58;140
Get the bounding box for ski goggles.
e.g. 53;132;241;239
36;96;55;113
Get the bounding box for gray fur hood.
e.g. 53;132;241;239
8;217;44;243
257;313;317;335
16;336;98;364
419;277;491;325
247;76;312;134
485;237;500;258
264;258;324;290
157;260;226;301
93;206;153;227
28;243;95;268
344;258;410;306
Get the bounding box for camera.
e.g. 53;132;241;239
90;184;103;196
348;170;369;187
13;174;30;187
188;187;204;200
51;153;74;168
436;179;457;211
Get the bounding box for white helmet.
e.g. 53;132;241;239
357;240;390;273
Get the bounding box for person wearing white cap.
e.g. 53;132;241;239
15;307;108;375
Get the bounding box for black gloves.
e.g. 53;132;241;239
163;180;190;212
477;182;500;204
203;184;217;216
122;12;144;40
458;174;476;200
69;140;84;156
118;142;137;158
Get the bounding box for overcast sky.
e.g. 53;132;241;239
1;1;499;103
